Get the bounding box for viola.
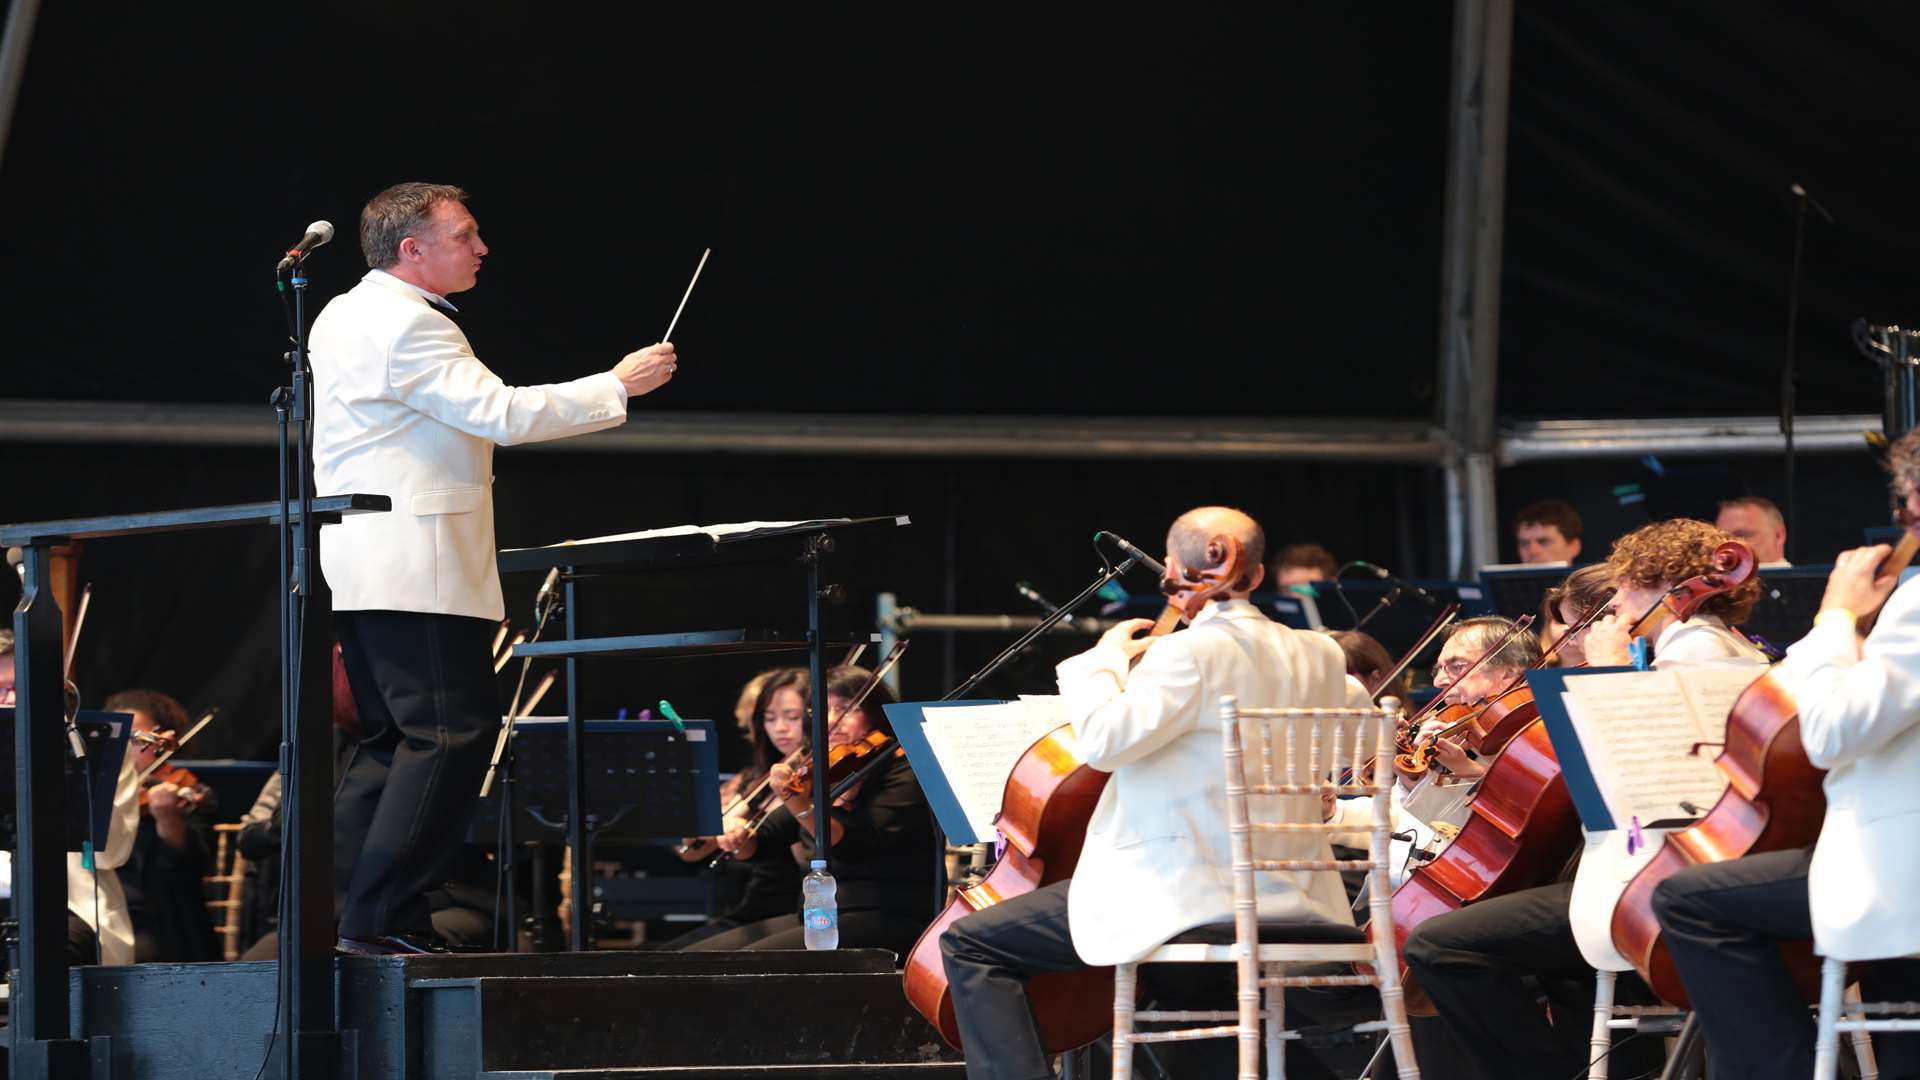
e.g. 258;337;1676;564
1611;531;1920;1006
902;531;1256;1052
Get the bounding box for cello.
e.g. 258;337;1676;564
901;533;1253;1053
1611;532;1920;1006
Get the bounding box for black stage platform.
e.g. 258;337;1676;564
59;949;964;1079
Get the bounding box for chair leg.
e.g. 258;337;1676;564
1588;969;1617;1080
1113;961;1137;1080
1844;982;1879;1080
1263;961;1284;1080
1814;957;1847;1080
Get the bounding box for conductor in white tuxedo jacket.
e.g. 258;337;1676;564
314;182;677;954
939;506;1371;1080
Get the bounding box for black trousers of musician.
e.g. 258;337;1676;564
1403;881;1667;1080
1654;847;1920;1080
939;879;1368;1080
332;610;500;941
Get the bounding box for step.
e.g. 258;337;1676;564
483;1065;969;1079
419;970;960;1075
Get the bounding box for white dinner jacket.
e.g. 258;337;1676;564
310;271;630;621
1777;575;1920;961
1057;600;1370;966
1569;615;1768;971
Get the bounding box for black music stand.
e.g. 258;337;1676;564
0;711;131;853
496;515;908;949
0;495;386;1080
473;719;720;843
1743;567;1834;654
1477;564;1583;621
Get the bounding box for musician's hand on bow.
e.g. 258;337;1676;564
613;342;677;398
1583;608;1634;667
1431;736;1486;779
1099;618;1158;661
1821;544;1899;619
715;817;758;860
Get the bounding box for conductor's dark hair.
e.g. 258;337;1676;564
360;182;470;270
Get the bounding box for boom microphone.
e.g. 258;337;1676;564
1096;532;1168;578
276;220;336;272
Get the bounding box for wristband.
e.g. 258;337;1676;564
1814;608;1858;632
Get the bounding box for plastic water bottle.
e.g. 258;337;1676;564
801;859;839;950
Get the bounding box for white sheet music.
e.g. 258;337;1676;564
918;698;1069;841
1559;666;1764;828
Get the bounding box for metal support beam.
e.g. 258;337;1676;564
0;0;41;173
1436;0;1515;575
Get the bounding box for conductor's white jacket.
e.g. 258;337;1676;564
310;270;628;620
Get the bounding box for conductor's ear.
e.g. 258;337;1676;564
1245;563;1266;593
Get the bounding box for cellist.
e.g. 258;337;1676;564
1404;519;1766;1080
937;506;1373;1080
1652;431;1920;1078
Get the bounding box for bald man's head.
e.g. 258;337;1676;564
1167;506;1267;593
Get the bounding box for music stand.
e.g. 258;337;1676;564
474;717;720;845
0;710;131;853
1742;567;1834;654
1477;564;1583;622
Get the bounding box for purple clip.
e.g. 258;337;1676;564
1627;815;1643;855
993;829;1007;862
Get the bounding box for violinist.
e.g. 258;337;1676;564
0;631;139;964
1408;616;1545;784
690;664;935;956
665;667;811;947
1652;437;1920;1078
1536;563;1613;667
938;506;1372;1080
100;689;221;963
1404;519;1765;1080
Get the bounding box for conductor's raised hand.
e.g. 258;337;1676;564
613;342;678;398
1099;617;1158;661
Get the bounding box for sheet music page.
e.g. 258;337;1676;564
1671;665;1768;745
1559;669;1740;828
918;698;1068;840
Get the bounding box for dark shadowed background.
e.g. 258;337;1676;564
1;4;1916;761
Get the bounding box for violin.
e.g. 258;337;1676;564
1612;531;1920;1006
138;761;212;813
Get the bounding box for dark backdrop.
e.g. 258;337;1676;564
5;5;1920;763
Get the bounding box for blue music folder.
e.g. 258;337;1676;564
883;700;1005;845
1524;667;1637;833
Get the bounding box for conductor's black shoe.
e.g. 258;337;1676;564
336;932;476;956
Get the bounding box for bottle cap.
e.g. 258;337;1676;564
810;859;828;870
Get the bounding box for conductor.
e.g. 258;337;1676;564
313;181;676;954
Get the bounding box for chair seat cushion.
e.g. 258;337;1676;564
1165;919;1368;947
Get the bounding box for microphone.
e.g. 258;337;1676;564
276;220;336;272
1353;561;1437;605
535;567;562;616
1015;581;1071;623
1096;532;1168;578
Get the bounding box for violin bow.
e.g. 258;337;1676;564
136;706;219;784
63;583;93;683
1370;603;1460;700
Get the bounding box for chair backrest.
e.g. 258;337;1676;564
206;822;248;961
1218;695;1400;943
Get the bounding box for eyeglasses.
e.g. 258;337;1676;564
1430;657;1473;681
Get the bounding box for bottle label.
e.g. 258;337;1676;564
803;906;838;931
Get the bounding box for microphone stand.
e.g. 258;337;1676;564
946;555;1147;701
482;591;560;953
271;249;329;1080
